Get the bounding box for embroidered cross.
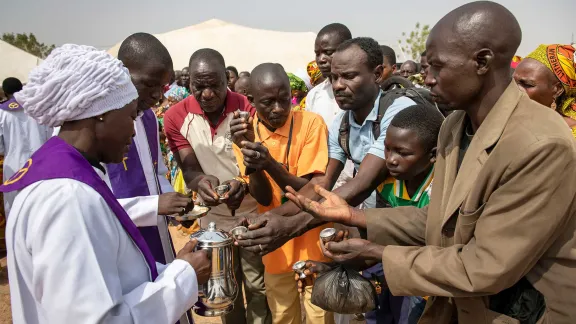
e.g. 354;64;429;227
122;157;128;171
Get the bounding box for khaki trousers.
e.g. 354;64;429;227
264;271;335;324
222;246;272;324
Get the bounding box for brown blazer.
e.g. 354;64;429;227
365;81;576;324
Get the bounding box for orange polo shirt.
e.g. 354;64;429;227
234;110;332;274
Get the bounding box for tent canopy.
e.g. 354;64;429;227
0;40;42;84
108;19;317;74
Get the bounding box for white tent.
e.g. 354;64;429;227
108;19;317;74
0;40;42;84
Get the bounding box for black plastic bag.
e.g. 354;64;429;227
311;265;377;314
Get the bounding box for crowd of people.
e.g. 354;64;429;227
0;1;576;324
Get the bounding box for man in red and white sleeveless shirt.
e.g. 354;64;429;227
164;48;271;324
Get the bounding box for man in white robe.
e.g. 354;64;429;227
0;77;52;215
2;44;210;324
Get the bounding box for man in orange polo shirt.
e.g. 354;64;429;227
230;63;333;324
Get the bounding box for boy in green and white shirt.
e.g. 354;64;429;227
377;168;433;209
370;104;444;324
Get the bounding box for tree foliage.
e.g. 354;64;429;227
397;23;430;60
1;33;55;59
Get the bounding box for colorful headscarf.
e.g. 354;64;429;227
293;97;307;111
287;73;308;94
511;56;522;69
165;86;190;102
526;45;576;121
307;61;323;86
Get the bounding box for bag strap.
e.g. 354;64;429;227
372;90;399;140
338;112;354;162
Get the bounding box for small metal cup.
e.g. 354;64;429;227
292;260;307;279
238;111;250;121
319;228;337;244
215;184;230;200
229;226;248;240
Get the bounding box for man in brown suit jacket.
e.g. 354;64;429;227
284;2;576;323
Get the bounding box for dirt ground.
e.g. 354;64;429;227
0;225;363;324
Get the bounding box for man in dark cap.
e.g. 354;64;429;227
285;1;576;323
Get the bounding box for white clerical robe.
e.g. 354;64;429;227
6;167;198;324
54;117;175;262
0;108;52;214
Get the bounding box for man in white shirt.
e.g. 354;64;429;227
0;77;52;215
2;44;210;324
305;23;355;197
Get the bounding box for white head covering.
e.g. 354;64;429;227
15;44;138;127
294;68;312;91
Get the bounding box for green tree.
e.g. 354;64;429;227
1;33;55;59
397;23;430;60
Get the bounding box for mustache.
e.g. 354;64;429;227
334;92;351;98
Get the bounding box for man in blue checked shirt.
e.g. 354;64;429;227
236;37;414;256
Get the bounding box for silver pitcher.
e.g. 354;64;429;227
190;222;238;316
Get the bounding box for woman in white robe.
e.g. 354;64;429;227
1;44;210;324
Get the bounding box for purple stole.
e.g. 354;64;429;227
0;98;23;111
106;109;169;263
0;136;159;280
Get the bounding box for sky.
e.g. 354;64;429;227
1;0;575;58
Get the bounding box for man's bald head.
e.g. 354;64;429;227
430;1;521;69
250;63;291;129
189;48;226;72
117;33;173;111
425;1;522;112
250;63;289;91
118;33;172;70
234;76;252;102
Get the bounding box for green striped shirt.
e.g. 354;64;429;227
377;168;434;208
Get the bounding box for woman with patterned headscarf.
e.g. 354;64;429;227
287;72;308;111
307;60;324;87
514;44;576;137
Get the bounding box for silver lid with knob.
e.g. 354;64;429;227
190;222;233;247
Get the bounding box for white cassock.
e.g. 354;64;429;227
6;166;198;324
54;117;175;262
0;107;52;214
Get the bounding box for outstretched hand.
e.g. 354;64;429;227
285;185;354;224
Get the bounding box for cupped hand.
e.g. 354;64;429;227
222;179;245;210
197;175;220;206
323;238;384;267
241;141;271;171
158;192;192;215
294;260;333;294
230;111;255;147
